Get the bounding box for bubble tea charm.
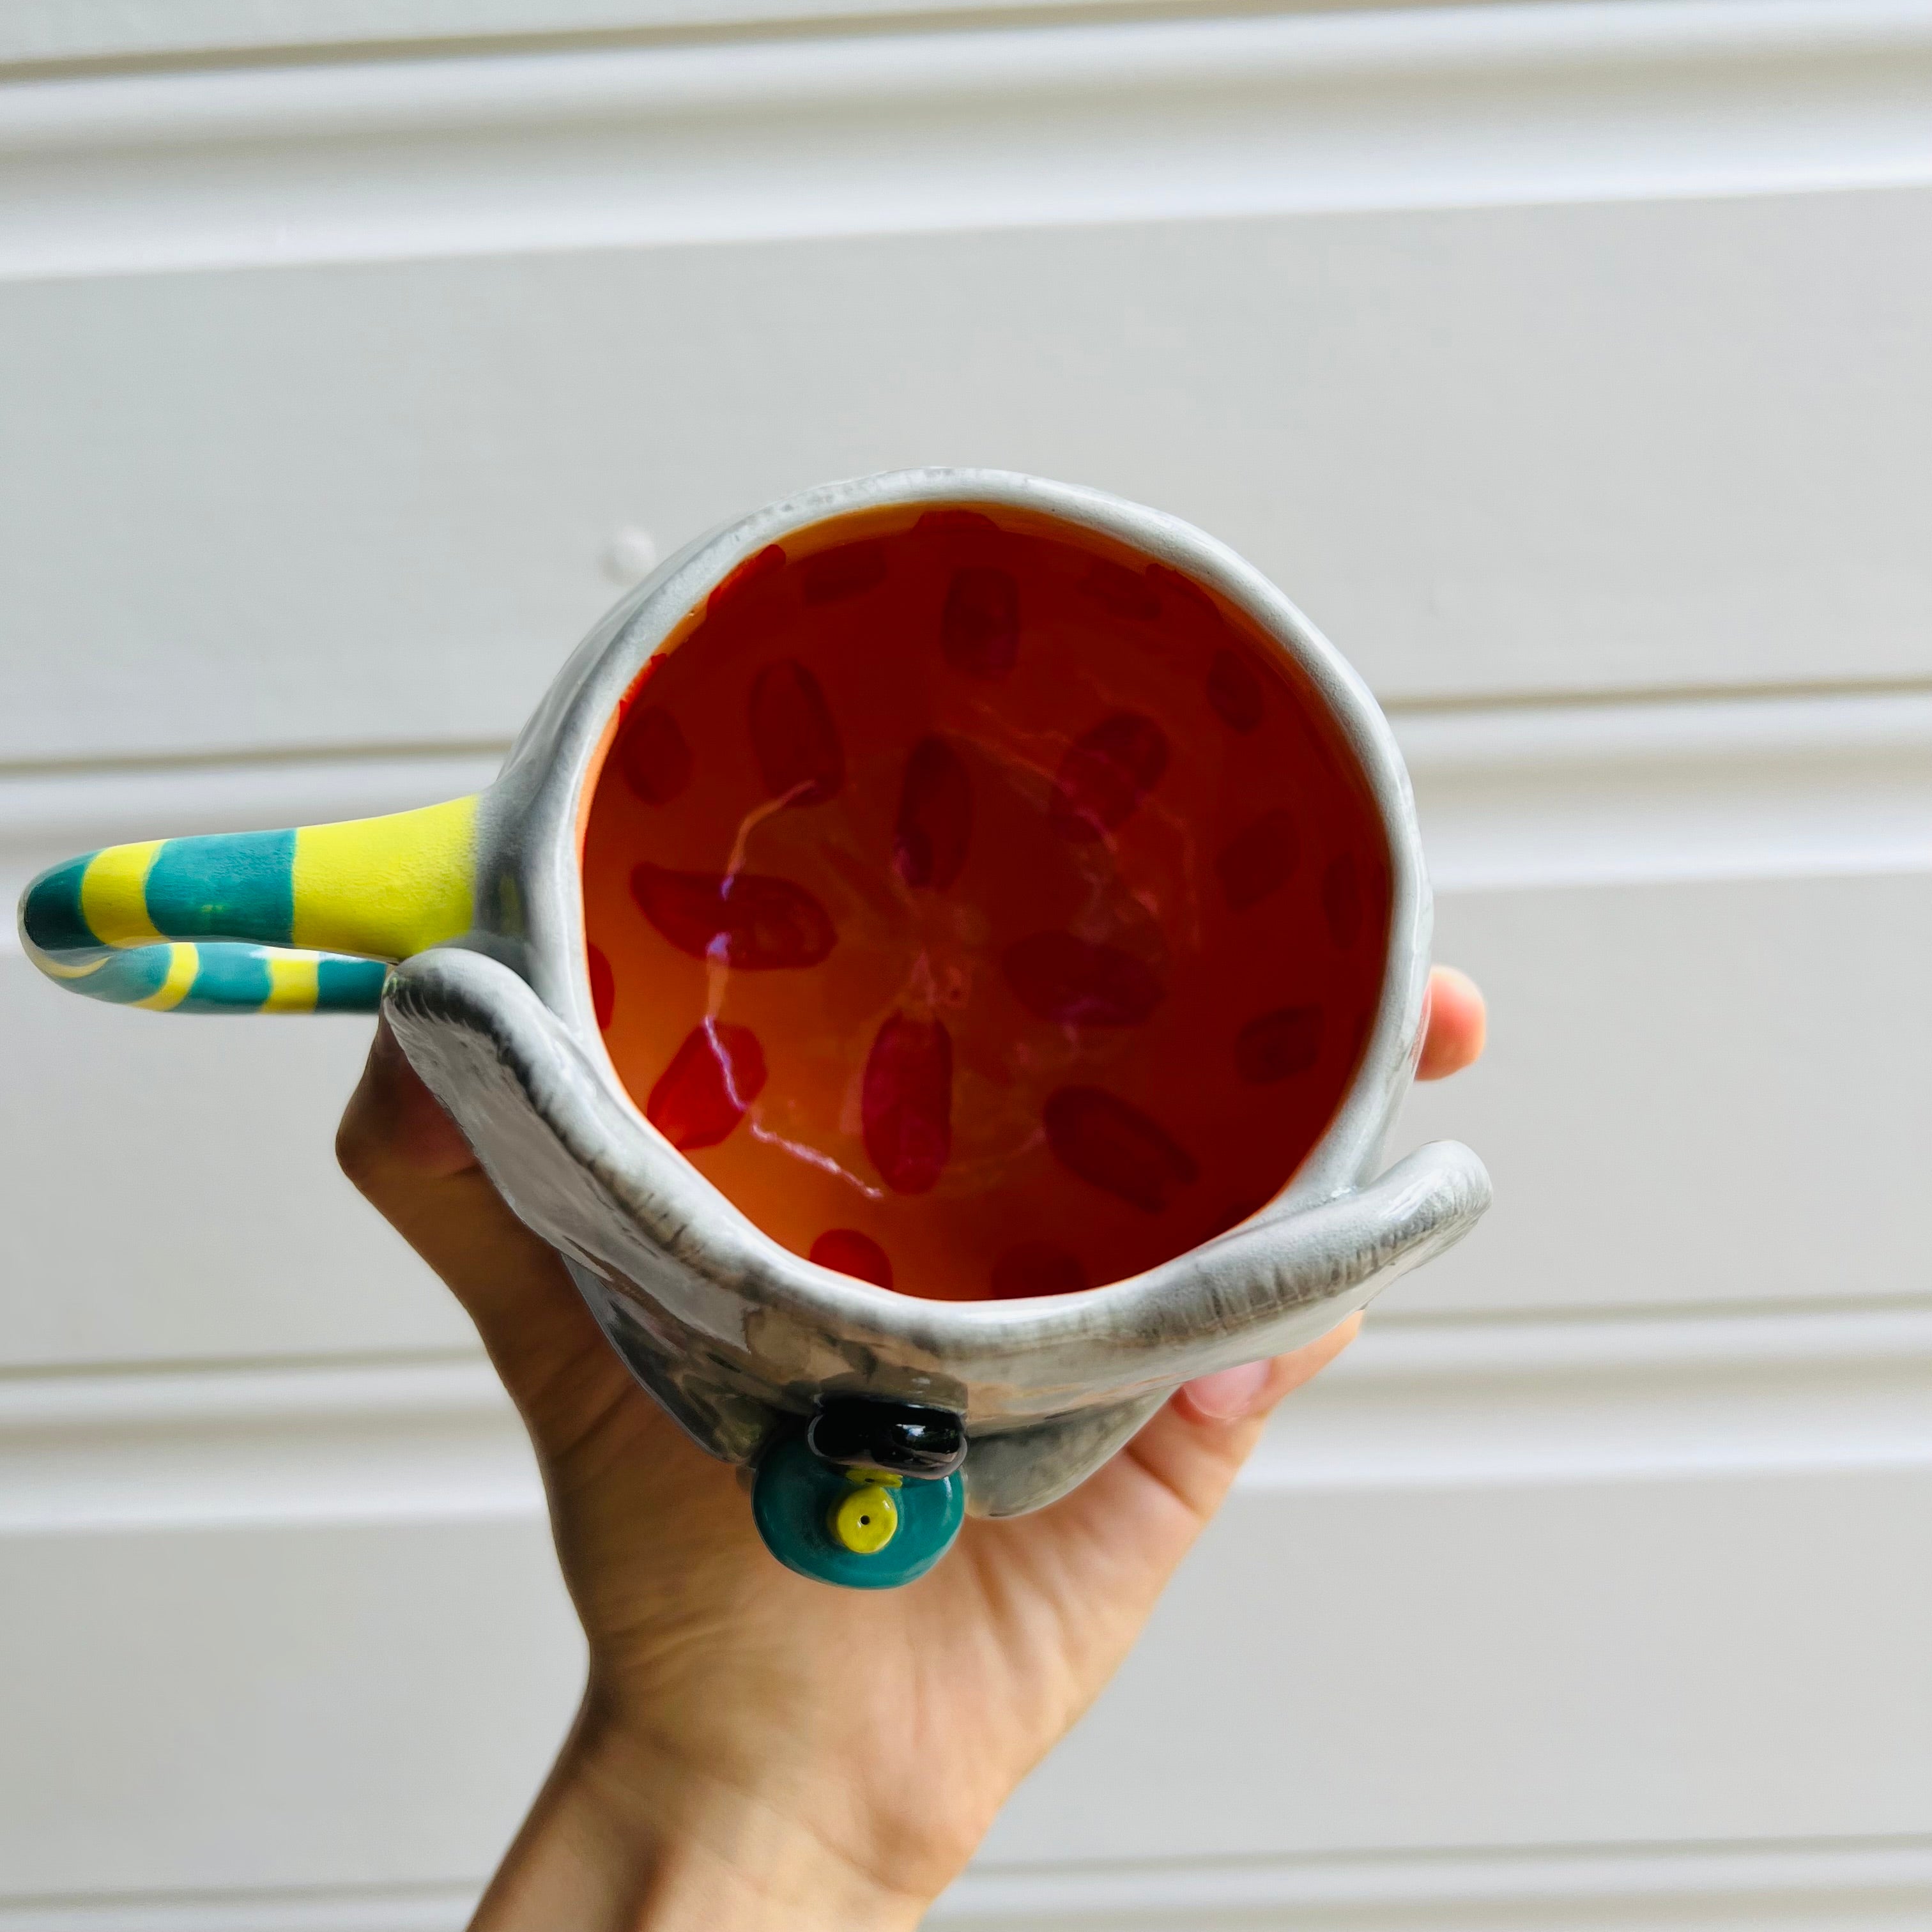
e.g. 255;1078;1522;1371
18;470;1490;1588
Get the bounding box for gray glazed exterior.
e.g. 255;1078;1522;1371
385;468;1492;1517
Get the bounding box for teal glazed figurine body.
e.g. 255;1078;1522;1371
19;470;1491;1588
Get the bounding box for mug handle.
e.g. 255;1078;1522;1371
17;795;480;1014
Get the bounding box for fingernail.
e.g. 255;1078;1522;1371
1183;1360;1271;1422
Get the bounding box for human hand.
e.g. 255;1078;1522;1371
337;964;1485;1930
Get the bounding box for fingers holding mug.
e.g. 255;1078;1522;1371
1418;965;1485;1081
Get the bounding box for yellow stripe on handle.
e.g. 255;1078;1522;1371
131;942;199;1011
80;841;165;949
291;796;480;963
263;951;322;1013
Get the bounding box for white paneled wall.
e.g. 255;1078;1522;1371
2;1;1928;1926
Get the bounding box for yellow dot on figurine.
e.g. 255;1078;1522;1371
829;1481;900;1554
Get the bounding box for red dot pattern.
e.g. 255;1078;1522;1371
646;1021;768;1151
811;1227;894;1289
1050;713;1169;843
1003;932;1164;1027
749;659;845;808
991;1241;1087;1300
1234;1004;1324;1085
631;862;835;970
939;566;1020;678
582;510;1390;1300
1043;1085;1200;1214
617;707;694;805
894;736;972;891
862;1013;954;1196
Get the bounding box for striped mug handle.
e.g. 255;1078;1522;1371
17;797;480;1014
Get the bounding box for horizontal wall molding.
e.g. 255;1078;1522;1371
1;1303;1924;1538
0;1886;475;1932
935;1835;1932;1926
1399;686;1932;891
1257;1303;1932;1494
6;1836;1928;1929
0;1356;539;1536
6;0;1932;278
6;687;1929;953
3;0;1459;74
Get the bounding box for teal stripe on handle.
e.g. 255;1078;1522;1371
146;830;297;945
175;945;273;1013
316;958;388;1012
19;856;96;956
69;948;176;1006
178;947;381;1013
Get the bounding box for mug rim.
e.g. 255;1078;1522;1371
487;466;1433;1338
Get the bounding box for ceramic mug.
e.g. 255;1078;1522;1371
19;469;1490;1588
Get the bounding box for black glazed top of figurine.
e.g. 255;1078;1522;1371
808;1397;969;1479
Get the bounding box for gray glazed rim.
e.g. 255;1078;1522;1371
438;466;1454;1385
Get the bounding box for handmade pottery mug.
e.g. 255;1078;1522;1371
19;469;1490;1588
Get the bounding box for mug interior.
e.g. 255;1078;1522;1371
579;503;1390;1301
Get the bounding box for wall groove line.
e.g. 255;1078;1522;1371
6;689;1928;938
0;1306;1920;1535
0;0;1581;80
4;1835;1929;1928
7;0;1932;278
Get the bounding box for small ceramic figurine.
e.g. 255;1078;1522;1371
19;470;1489;1588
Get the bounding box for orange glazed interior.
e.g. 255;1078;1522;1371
579;506;1391;1301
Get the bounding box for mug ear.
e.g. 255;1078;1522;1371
962;1394;1169;1517
17;795;480;1013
